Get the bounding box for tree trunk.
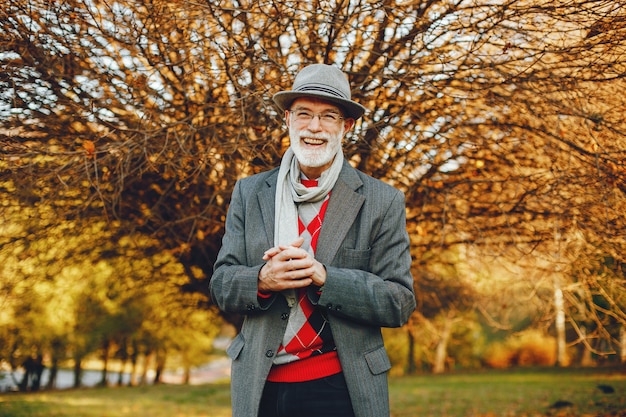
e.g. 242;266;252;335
73;356;82;388
554;286;567;367
406;328;416;375
99;340;110;386
118;357;128;386
139;351;152;385
30;354;44;391
129;341;139;386
580;325;594;366
18;357;33;392
153;350;166;384
552;224;568;368
619;324;626;365
46;357;58;390
117;338;128;386
433;317;453;374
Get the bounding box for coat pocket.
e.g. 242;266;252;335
364;345;391;375
337;247;371;270
226;333;245;361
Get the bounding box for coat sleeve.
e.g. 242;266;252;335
209;178;278;314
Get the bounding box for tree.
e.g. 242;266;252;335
2;0;625;370
0;191;222;388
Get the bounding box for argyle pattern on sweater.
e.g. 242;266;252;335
272;180;335;365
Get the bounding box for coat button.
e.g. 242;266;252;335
265;350;274;358
246;304;255;311
281;312;289;320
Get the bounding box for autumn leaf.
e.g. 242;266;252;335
82;140;96;158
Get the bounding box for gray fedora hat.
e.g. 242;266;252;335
273;64;367;120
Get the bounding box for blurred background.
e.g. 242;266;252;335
1;0;625;392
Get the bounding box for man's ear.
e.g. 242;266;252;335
343;118;355;132
285;109;291;128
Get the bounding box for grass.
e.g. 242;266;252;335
0;383;232;417
389;367;626;417
0;368;624;417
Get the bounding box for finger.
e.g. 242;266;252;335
263;246;282;260
290;237;305;248
277;237;305;251
279;247;312;263
287;277;313;288
287;257;314;272
264;247;281;257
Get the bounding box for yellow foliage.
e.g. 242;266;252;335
483;330;557;368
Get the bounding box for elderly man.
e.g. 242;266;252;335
210;63;416;417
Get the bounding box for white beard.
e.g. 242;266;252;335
289;126;344;169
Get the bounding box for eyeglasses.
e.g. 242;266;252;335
289;108;344;125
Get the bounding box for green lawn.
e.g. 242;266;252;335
1;368;624;417
389;367;626;417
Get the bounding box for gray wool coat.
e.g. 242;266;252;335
210;160;416;417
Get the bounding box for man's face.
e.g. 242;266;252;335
286;98;354;178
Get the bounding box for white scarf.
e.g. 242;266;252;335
275;147;343;306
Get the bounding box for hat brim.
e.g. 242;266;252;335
273;91;366;120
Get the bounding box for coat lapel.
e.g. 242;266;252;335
258;170;278;246
257;163;364;264
316;163;365;264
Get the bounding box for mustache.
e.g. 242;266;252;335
295;130;333;140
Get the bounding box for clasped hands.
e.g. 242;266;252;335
258;237;326;293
